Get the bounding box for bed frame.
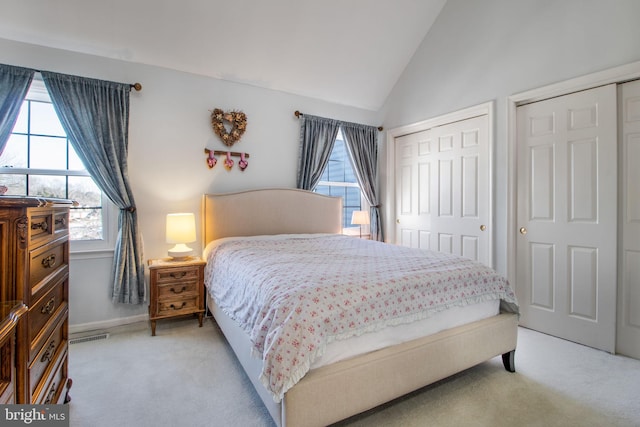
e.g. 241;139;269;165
202;188;518;427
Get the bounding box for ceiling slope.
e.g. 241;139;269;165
0;0;446;110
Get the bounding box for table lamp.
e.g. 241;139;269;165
351;210;370;238
166;213;196;260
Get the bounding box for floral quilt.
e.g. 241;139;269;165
204;234;519;402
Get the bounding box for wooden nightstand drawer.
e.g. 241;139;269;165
155;266;200;284
156;295;199;317
157;280;199;299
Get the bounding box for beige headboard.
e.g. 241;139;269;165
201;188;343;245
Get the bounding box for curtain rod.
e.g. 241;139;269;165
294;110;383;131
30;67;142;91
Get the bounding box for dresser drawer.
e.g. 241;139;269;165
0;334;14;404
29;275;67;346
30;303;68;363
28;208;69;248
155;265;201;284
29;238;68;295
29;315;66;400
157;280;199;299
33;347;67;405
156;295;199;317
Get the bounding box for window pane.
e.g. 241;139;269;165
69;176;101;207
344;161;357;183
0;134;28;168
68;143;85;171
345;187;362;208
70;207;103;240
0;174;26;195
329;185;345;199
29;174;66;198
30;136;67;169
30;101;65;136
315;185;330;197
12;102;28;134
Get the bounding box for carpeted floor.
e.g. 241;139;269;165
68;317;640;427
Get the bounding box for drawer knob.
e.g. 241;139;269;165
31;220;49;232
41;340;56;363
55;217;67;227
41;297;56;315
42;254;57;268
44;382;57;404
169;302;187;310
170;286;187;294
170;271;187;279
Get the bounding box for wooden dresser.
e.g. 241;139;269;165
0;196;73;404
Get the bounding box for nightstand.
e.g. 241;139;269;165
147;257;206;336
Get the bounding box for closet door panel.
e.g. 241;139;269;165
617;79;640;359
516;84;617;353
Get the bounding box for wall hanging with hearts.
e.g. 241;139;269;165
210;108;247;146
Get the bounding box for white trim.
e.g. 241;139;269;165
69;313;149;334
69;196;118;253
505;60;640;285
385;101;495;267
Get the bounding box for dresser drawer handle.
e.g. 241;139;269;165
31;220;49;232
41;340;56;363
169;302;187;310
42;254;57;268
170;271;187;279
41;297;56;315
170;286;187;294
44;382;57;404
55;217;67;227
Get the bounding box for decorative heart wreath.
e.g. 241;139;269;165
210;108;247;146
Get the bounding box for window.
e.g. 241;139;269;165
314;130;369;235
0;78;115;251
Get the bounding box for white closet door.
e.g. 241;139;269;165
516;84;617;352
394;115;490;266
394;129;433;250
617;79;640;359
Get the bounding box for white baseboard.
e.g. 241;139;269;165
69;313;149;335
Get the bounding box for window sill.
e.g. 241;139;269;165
70;248;115;261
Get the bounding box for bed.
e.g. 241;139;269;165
201;188;519;427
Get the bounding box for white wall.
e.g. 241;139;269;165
379;0;640;276
0;38;379;329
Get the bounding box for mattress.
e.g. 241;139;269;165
204;234;517;401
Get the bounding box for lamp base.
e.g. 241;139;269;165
168;243;193;260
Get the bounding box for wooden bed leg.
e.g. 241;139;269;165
502;350;516;372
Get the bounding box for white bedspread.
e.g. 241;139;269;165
204;234;519;402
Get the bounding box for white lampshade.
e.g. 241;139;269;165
351;210;370;225
166;213;196;259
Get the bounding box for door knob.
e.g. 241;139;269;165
519;227;527;235
480;225;487;231
396;219;400;224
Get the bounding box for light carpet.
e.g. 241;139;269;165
68;317;640;427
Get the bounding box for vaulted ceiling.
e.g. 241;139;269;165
0;0;447;111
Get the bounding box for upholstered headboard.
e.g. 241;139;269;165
201;188;343;245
